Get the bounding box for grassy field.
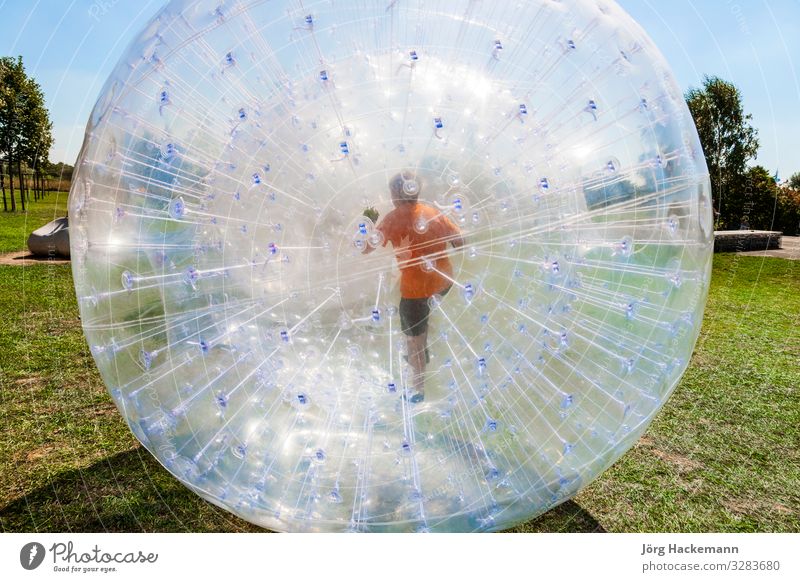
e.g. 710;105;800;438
0;198;797;532
0;192;70;253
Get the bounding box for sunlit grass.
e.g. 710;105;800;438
0;192;70;253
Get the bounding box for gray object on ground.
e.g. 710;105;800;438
27;216;70;258
713;230;782;253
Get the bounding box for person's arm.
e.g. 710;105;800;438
363;212;389;254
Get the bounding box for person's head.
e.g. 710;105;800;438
389;170;421;207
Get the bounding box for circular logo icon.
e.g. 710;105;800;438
20;542;46;570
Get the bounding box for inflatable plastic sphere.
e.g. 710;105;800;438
69;0;713;532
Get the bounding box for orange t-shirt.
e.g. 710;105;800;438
377;203;461;299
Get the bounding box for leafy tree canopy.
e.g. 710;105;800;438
0;55;53;169
685;76;759;227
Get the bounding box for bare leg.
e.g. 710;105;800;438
407;329;428;397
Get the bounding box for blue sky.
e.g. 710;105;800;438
2;0;798;177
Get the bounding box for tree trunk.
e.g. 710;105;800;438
18;159;25;211
1;168;6;212
9;152;16;212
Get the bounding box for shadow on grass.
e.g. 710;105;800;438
1;448;604;533
509;500;606;533
0;448;261;533
0;251;71;265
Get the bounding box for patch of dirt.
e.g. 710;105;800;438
25;445;57;462
723;498;750;515
637;436;702;473
688;351;716;369
86;402;119;418
650;449;703;473
0;251;70;266
14;375;44;387
723;497;795;517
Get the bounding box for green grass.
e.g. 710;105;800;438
0;191;70;253
0;198;797;531
519;254;800;532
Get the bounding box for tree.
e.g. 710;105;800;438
1;160;7;211
21;88;53;203
44;161;73;191
726;166;776;231
0;57;25;211
776;186;800;236
685;76;759;229
788;172;800;190
0;56;53;211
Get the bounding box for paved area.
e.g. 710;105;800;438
735;235;800;260
0;251;70;266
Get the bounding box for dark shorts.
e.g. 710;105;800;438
399;286;451;337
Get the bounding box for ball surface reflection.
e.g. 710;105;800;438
69;0;712;531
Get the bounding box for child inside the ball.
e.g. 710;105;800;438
363;170;465;403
